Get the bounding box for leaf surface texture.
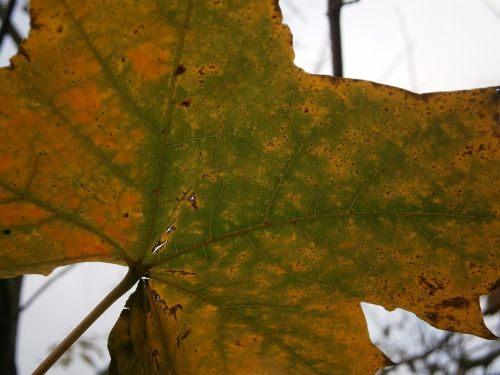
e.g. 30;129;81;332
0;0;498;373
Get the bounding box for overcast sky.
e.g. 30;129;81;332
1;0;498;374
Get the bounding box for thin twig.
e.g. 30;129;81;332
481;0;500;18
281;0;308;24
0;0;17;47
18;266;74;314
379;332;454;374
393;6;417;91
378;49;405;83
0;266;75;326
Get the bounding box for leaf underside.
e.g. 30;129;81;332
0;0;498;373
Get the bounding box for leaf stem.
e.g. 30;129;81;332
32;268;141;375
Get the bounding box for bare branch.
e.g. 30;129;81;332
459;345;500;371
379;332;454;374
0;0;20;47
327;0;360;77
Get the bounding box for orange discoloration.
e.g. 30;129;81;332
127;42;172;80
70;55;101;78
64;230;109;258
0;202;50;226
0;105;45;148
108;214;134;233
38;222;111;259
112;150;135;165
58;83;105;114
85;201;109;228
0;187;12;201
0;155;16;173
120;192;142;211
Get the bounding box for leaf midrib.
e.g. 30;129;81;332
59;0;197;264
149;208;496;269
138;0;195;263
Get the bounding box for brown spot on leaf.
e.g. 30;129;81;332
181;329;192;340
418;274;445;296
168;304;183;320
426;312;439;322
175;65;186;75
439;296;470;308
17;46;31;62
488;279;500;292
165;269;198;276
151;350;160;371
176;329;192;347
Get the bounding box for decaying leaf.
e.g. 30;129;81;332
0;0;498;373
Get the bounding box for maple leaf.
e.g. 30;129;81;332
0;0;498;373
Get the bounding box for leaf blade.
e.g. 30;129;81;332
0;0;498;373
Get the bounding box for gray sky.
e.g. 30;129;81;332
281;0;500;92
1;0;498;374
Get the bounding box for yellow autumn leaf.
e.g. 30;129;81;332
0;0;498;373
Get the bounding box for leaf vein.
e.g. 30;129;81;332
60;0;163;135
0;178;129;261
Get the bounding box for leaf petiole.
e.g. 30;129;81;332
32;267;141;375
